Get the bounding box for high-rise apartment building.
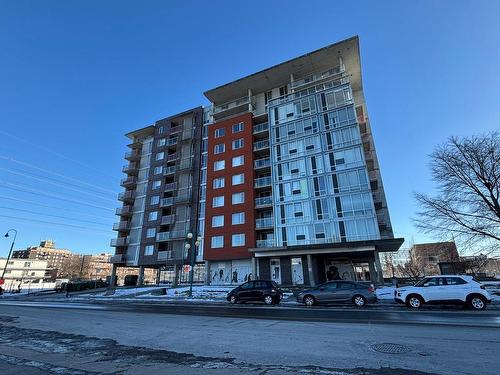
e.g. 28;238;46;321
112;36;403;286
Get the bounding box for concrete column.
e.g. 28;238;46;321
205;261;210;285
155;268;161;285
368;259;377;283
374;251;384;283
173;265;179;287
110;264;117;287
137;266;145;286
307;254;315;287
256;258;260;279
248;88;253;113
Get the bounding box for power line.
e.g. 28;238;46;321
0;206;111;227
0;155;120;195
0;167;118;203
0;181;115;212
0;214;113;234
0;130;121;182
0;195;117;221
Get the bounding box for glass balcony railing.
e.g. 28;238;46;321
166;137;178;146
120;176;137;187
118;191;135;201
110;237;128;247
255;196;273;207
166;153;178;161
290;65;345;90
253;140;269;151
164;182;177;191
122;162;138;173
160;197;174;207
164;166;176;175
213;96;250;115
256;239;275;248
115;205;133;215
254;176;272;188
254;158;271;169
112;221;130;231
110;254;126;263
125;150;140;160
253;123;269;134
160;215;175;225
256;217;274;229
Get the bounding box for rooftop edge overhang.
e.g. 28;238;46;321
204;36;362;105
125;125;155;140
249;237;404;258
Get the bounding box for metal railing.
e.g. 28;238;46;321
256;239;275;248
112;221;129;231
164;182;177;191
110;254;126;263
118;191;135;201
160;197;174;207
115;205;133;215
122;162;138;173
164;166;176;175
291;65;345;90
120;176;137;186
110;237;128;247
125;150;140;159
160;215;175;225
256;217;274;229
166;153;178;161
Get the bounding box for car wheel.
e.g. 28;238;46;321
353;295;367;307
406;295;423;309
264;295;274;305
303;295;315;306
229;295;238;304
468;295;486;310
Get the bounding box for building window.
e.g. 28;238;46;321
215;128;225;138
232;122;244;133
153;166;162;175
158;138;166;147
232;155;244;167
211;236;224;248
232;233;245;247
148;211;158;221
144;245;154;256
213;196;225;207
212;215;224;227
232;138;244;150
152;180;161;190
214;160;225;171
158;126;164;134
146;228;156;238
150;196;160;205
232;173;244;185
214;143;225;154
156;152;164;161
232;192;244;204
232;212;245;225
213;177;225;189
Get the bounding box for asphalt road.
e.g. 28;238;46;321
0;301;499;374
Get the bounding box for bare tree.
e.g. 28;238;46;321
395;248;423;278
414;132;500;251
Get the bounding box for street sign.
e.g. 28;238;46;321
0;279;4;285
183;265;191;273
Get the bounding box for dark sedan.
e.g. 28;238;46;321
297;280;377;307
227;280;283;305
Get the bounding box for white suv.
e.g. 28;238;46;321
394;275;491;310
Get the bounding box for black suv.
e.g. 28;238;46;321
227;280;283;305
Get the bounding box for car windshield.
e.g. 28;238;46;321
414;278;430;287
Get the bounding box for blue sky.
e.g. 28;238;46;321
1;0;499;256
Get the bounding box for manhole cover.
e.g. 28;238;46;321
371;343;411;354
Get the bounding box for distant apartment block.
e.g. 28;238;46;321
112;36;403;286
410;241;460;276
0;258;54;291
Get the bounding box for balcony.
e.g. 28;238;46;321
253;140;269;152
256;217;274;229
122;162;139;175
166;153;179;162
164;165;176;175
160;197;174;207
110;237;128;247
178;158;192;170
164;182;177;192
120;176;137;188
118;191;135;202
166;137;178;147
112;221;130;231
115;205;133;216
254;158;271;169
181;129;195;141
156;230;187;242
110;254;126;263
254;176;272;188
256;239;275;248
253;122;269;134
160;214;175;225
174;190;192;204
255;196;273;208
290;65;346;90
213;96;250;120
125;150;141;161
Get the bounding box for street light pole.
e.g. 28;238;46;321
188;235;201;297
1;229;18;283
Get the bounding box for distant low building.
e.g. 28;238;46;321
439;255;500;277
0;258;54;292
410;242;460;276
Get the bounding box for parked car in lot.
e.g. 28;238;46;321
227;280;283;305
296;280;377;307
394;275;491;310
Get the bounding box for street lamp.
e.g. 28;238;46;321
1;229;18;287
185;232;202;297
